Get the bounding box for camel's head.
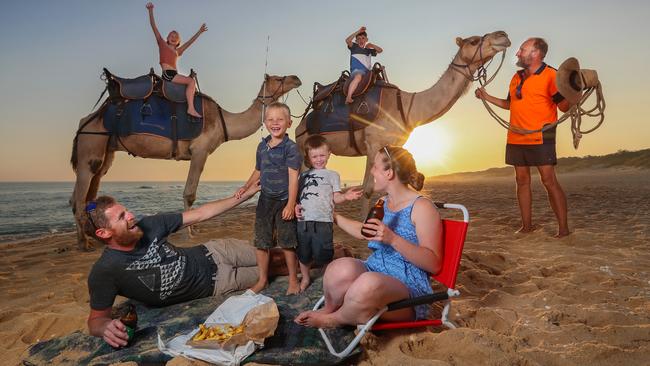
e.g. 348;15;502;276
262;74;302;99
454;31;511;67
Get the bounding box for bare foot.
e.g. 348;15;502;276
249;279;268;294
554;229;571;238
516;224;540;234
345;98;354;104
188;110;202;118
294;310;338;328
300;276;311;292
286;279;300;295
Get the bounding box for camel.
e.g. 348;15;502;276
295;31;511;214
70;74;302;250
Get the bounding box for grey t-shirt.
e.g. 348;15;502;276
298;168;341;222
88;213;215;309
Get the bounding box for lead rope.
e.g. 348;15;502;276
260;35;270;142
478;71;606;149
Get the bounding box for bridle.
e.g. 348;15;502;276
256;76;287;106
450;34;506;87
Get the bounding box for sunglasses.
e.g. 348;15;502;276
85;201;99;230
383;146;393;161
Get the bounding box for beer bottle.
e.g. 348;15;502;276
361;198;385;238
120;304;138;346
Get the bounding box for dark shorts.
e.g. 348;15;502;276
505;143;557;166
162;69;178;82
296;221;334;265
254;193;297;249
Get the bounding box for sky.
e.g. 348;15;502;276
0;0;648;182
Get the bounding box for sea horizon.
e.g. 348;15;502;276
0;180;362;243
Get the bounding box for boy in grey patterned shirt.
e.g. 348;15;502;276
295;135;362;291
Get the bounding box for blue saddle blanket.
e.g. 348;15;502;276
103;95;203;140
306;83;383;135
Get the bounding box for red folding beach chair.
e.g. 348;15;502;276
313;202;469;358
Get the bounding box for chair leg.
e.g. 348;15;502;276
313;295;388;358
441;300;457;329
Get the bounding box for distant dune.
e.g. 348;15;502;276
432;148;650;180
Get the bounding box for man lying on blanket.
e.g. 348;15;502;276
83;183;282;348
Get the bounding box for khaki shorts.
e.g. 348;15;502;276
202;239;259;296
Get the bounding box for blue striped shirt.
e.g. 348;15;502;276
255;134;302;200
349;42;377;72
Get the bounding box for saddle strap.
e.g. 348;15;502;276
396;89;407;126
167;100;178;159
217;103;228;142
92;85;108;111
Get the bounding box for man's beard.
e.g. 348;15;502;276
516;56;530;68
116;226;143;247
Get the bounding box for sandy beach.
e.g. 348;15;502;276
1;168;649;366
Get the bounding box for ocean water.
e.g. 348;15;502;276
0;181;246;243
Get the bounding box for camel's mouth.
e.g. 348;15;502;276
491;42;511;52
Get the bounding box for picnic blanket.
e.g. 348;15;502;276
22;275;361;365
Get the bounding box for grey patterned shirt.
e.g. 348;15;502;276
298;168;341;222
88;213;214;309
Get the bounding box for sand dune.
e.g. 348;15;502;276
1;168;648;365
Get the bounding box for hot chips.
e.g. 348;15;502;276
191;323;246;342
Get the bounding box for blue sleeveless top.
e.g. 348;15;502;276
365;196;433;319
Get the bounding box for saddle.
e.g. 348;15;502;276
104;68;193;103
312;63;384;103
300;63;391;154
98;68;209;159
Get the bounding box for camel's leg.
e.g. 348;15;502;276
359;151;376;220
183;150;210;237
72;167;97;251
71;130;109;251
87;150;115;202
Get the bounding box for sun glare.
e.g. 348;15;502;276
403;123;452;175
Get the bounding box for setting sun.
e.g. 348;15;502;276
403;123;452;176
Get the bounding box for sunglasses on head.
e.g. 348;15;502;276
85;201;99;230
383;146;392;159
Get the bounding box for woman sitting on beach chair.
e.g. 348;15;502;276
295;146;443;328
146;2;206;118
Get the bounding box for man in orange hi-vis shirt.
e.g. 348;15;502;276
475;37;571;238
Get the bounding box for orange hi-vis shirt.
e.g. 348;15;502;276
507;63;564;145
157;37;181;70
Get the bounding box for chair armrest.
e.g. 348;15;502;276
386;291;449;311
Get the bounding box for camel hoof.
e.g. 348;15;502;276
187;225;199;238
80;242;95;252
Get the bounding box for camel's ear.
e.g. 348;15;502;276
264;73;270;80
455;37;464;47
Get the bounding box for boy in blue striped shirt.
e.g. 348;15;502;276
345;26;383;104
235;102;303;295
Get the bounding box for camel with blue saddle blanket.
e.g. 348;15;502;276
70;71;301;251
295;30;511;216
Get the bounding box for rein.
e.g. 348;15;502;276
256;76;287;106
450;34;506;88
479;81;605;148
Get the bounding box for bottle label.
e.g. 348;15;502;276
125;326;135;341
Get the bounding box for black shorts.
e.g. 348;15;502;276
505;143;557;166
162;69;178;82
254;193;297;249
296;221;334;265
